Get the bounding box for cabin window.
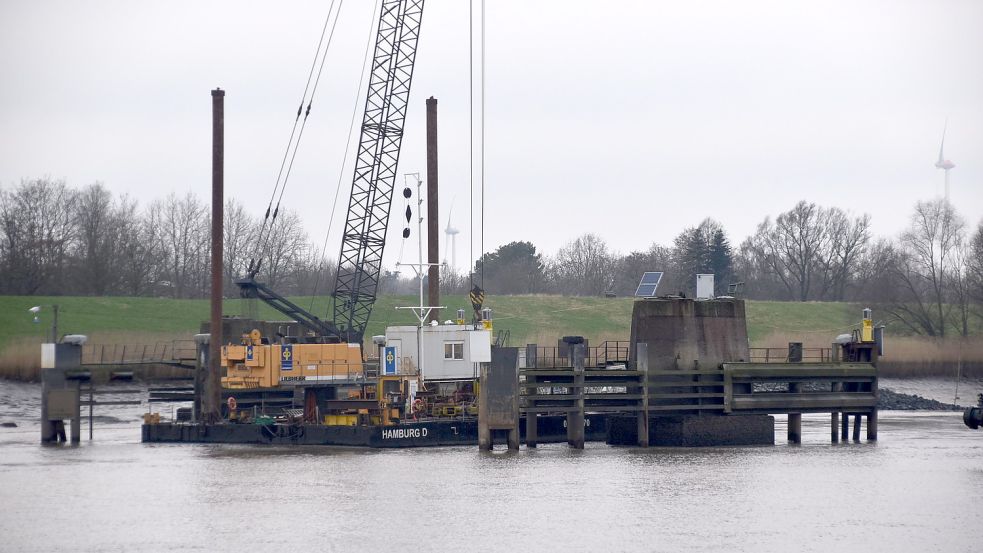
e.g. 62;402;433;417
444;341;464;360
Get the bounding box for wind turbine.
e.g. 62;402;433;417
444;200;460;272
935;120;956;202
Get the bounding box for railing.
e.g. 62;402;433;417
517;362;877;417
526;341;630;369
81;340;197;367
749;347;834;363
723;362;877;414
520;366;646;415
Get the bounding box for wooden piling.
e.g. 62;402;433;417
524;344;538;448
867;410;878;441
525;413;538;448
788;413;802;444
841;409;849;440
788;382;801;444
70;410;80;444
636;343;649;447
852;413;862;441
567;344;585;449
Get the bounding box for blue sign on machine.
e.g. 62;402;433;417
384;346;397;375
246;345;254;362
281;344;293;371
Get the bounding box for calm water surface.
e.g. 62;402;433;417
2;380;983;553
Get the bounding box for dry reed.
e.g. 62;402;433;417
755;331;983;378
0;330;194;382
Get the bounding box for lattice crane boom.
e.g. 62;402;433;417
333;0;425;344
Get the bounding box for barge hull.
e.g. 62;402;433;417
142;414;609;448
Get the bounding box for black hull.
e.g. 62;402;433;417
142;414;609;448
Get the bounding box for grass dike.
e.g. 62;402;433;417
0;294;979;381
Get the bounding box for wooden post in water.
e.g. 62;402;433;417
830;382;841;443
867;410;878;441
636;342;649;447
525;344;538;448
841;407;849;440
852;414;862;441
567;344;586;449
868;377;878;441
788;382;802;444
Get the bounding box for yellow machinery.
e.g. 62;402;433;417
222;329;364;389
861;307;874;343
221;330;479;426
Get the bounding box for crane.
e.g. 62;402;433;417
237;0;425;346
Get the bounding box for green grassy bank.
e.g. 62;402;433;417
0;294;863;348
1;294;976;380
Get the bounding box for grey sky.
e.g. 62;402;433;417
2;0;981;275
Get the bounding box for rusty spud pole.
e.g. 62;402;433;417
426;96;439;322
207;87;225;424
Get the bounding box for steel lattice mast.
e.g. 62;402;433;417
333;0;425;344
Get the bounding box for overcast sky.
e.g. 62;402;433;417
2;0;981;275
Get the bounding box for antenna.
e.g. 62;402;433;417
934;119;955;203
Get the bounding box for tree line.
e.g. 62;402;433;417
0;178;331;299
3;178;981;337
437;201;982;337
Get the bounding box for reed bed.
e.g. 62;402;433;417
0;331;193;382
755;331;983;378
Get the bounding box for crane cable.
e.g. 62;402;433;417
248;0;345;277
248;0;335;276
468;0;474;289
480;0;485;291
467;1;486;291
308;0;381;312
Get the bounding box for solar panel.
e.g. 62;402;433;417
634;272;663;297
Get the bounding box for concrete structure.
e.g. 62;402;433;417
607;414;775;446
629;297;750;373
40;340;86;444
384;325;491;380
478;347;520;451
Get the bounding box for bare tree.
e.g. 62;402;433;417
551;233;612;296
155;193;210;298
968;222;983;322
223;199;255;293
741;202;871;301
72;183;117;294
0;178;76;294
885;199;965;337
115;195;162;296
259;209;307;289
611;244;678;296
815;209;871;300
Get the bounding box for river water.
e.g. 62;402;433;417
2;379;983;553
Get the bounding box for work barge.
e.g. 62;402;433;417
131;0;880;449
141;297;883;449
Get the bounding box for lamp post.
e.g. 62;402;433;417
29;304;60;343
